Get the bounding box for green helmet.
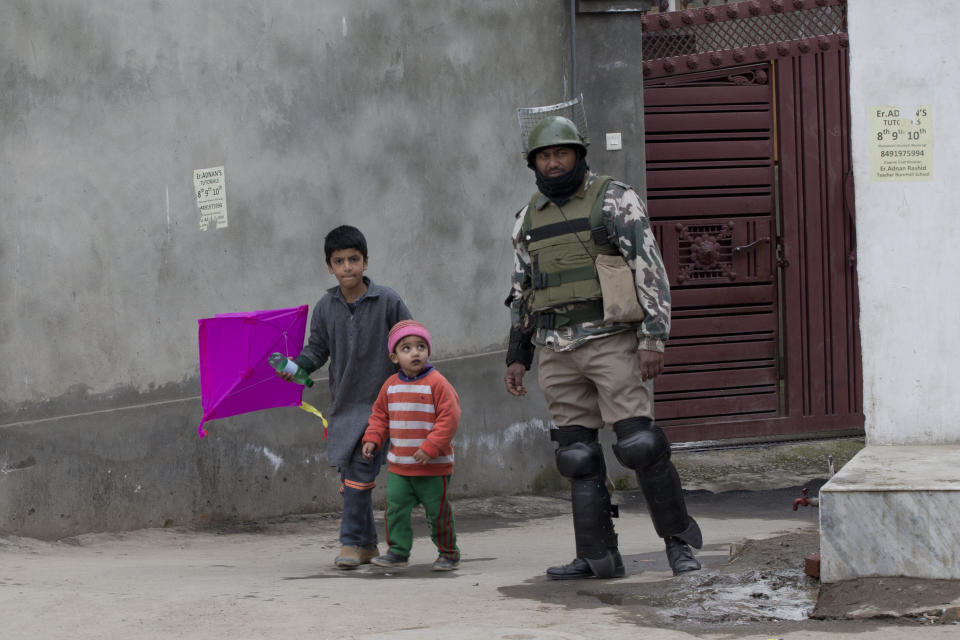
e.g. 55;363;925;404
526;116;587;161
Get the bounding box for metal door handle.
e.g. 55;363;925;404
733;237;770;254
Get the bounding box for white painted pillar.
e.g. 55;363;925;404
820;0;960;582
848;0;960;446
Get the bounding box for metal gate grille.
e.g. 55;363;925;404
642;0;847;78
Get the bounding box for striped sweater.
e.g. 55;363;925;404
362;366;460;477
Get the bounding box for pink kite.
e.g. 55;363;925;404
196;305;325;438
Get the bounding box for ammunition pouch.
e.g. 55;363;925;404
534;300;605;330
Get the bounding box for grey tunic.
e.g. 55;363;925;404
294;277;412;468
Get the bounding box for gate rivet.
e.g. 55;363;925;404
733;50;745;62
793;0;805;9
798;40;811;53
686;55;698;70
755;46;768;59
704;8;717;21
772;0;784;13
710;53;723;66
749;1;762;16
818;36;831;50
778;43;791;56
663;59;676;73
681;10;695;25
659;14;672;28
727;5;739;18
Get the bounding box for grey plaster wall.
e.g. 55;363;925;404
574;8;648;194
0;0;578;537
1;352;562;539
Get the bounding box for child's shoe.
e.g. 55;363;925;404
431;555;459;572
358;544;380;564
332;546;359;568
334;545;361;568
371;550;409;568
335;544;380;568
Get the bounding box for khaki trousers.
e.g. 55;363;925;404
538;331;654;429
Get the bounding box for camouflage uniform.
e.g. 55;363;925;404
509;172;671;353
506;166;702;581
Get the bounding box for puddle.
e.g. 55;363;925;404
658;568;817;623
500;529;823;631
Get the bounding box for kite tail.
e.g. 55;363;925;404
197;417;208;439
298;402;328;439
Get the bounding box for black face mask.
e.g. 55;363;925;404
532;155;589;206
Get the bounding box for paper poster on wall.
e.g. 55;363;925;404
194;166;228;230
870;106;933;181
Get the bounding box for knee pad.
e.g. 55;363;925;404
550;425;597;448
556;441;604;480
612;417;670;471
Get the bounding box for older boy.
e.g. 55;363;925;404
281;225;411;569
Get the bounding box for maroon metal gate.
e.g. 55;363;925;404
646;63;779;435
641;0;862;443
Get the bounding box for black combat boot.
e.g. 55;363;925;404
547;549;625;580
665;536;701;575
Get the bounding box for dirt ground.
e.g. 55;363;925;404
2;484;959;639
814;576;960;623
496;487;960;636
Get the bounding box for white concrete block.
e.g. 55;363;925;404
819;445;960;582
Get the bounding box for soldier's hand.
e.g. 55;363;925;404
638;349;664;381
505;363;528;397
277;371;295;383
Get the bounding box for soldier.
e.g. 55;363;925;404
504;115;702;579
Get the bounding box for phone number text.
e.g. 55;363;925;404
880;150;924;158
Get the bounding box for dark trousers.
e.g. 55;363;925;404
338;443;385;546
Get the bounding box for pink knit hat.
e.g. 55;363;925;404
387;320;432;354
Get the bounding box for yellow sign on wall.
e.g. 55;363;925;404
870;106;933;181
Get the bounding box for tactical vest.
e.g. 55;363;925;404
521;176;619;329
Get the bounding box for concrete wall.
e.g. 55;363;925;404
847;0;960;445
575;7;648;195
0;0;578;537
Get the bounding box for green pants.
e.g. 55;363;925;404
384;472;459;561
